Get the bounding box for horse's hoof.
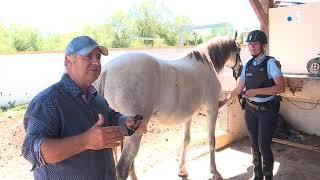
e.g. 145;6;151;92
178;174;188;178
178;171;188;178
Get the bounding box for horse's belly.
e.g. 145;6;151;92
150;106;201;125
150;115;188;125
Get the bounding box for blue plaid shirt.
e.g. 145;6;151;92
22;74;127;180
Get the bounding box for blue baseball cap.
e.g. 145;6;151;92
65;36;108;56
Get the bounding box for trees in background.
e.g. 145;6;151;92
0;2;236;53
109;11;131;48
0;25;15;53
40;33;77;51
11;26;42;51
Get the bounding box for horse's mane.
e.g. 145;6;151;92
187;37;237;73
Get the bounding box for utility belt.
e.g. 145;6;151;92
246;99;270;111
239;95;282;113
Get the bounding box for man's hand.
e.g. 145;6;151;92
84;114;124;150
125;116;147;133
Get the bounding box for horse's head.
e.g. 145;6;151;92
224;31;242;80
190;35;242;78
225;41;242;80
207;37;242;78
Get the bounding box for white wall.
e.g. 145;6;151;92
269;2;320;74
268;3;320;135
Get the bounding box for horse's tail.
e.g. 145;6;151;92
94;67;107;96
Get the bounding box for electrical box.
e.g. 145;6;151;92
269;2;320;75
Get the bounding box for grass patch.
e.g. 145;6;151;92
0;104;28;119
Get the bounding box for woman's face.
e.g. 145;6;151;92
248;42;263;57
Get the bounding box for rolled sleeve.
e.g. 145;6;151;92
107;107;126;125
22;97;60;170
107;107;129;134
118;115;129;135
35;138;47;165
22;130;47;170
118;115;128;123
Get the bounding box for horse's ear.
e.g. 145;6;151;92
234;30;238;41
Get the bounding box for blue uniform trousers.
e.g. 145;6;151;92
245;103;278;178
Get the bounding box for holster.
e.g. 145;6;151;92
238;94;246;110
269;95;281;114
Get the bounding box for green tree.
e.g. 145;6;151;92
40;33;78;51
184;32;203;45
10;25;43;51
109;11;131;48
127;1;196;47
156;16;193;46
0;1;203;52
128;2;161;46
0;24;15;53
82;24;114;48
204;23;235;41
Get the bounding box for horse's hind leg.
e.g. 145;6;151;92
178;118;192;178
207;108;223;180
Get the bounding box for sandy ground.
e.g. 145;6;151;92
1;111;320;180
0;111;215;180
0;112;32;179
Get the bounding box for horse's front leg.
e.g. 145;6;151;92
117;132;143;180
207;108;223;180
178;118;192;178
129;159;137;180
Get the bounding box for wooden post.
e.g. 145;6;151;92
248;0;274;54
261;0;274;34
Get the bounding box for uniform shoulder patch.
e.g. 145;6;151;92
275;60;281;69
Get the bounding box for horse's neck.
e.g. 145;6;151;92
157;56;215;81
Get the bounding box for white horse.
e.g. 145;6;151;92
94;36;242;180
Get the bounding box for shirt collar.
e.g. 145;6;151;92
253;53;266;66
60;74;97;97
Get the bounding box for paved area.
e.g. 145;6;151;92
225;138;320;180
138;137;320;180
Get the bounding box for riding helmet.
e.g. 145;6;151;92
245;30;268;44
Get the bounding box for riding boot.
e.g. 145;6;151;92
249;152;263;180
263;157;274;180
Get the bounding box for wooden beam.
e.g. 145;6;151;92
249;0;268;28
273;138;320;153
261;0;274;12
261;0;274;33
249;0;274;54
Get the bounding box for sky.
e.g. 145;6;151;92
0;0;319;33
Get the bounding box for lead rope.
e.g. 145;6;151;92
279;94;320;110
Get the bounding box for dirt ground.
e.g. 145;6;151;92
0;111;211;180
0;111;33;179
1;111;320;180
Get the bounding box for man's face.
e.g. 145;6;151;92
248;42;265;56
67;48;102;85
